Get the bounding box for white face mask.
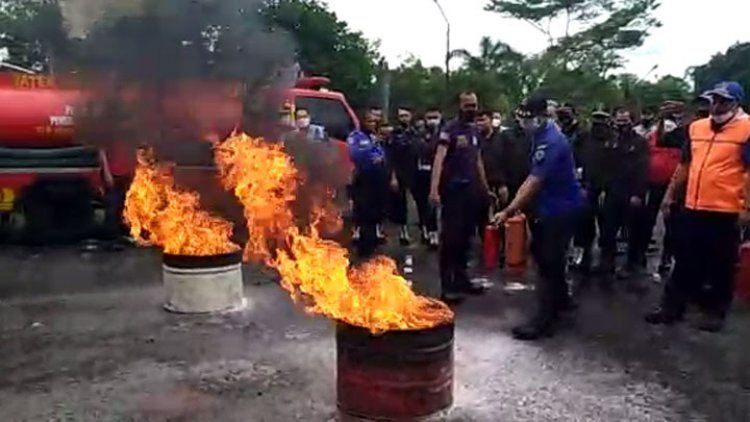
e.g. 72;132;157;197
296;117;311;129
426;118;440;127
491;118;501;128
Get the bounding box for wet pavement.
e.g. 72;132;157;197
1;239;749;421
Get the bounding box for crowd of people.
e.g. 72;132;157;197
286;81;749;342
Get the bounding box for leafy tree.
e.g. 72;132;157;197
485;0;661;75
691;42;750;105
388;57;444;113
0;0;68;71
262;0;380;110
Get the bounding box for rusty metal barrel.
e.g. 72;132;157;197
336;321;454;421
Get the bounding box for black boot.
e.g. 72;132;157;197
512;315;556;341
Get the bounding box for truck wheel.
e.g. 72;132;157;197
19;179;96;245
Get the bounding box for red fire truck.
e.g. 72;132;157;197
0;67;358;244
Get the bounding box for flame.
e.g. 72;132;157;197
215;132;453;333
124;148;239;256
213;133;298;261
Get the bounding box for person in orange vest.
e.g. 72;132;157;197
646;81;750;332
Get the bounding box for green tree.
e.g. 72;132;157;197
485;0;661;75
0;0;68;71
262;0;380;110
388;57;444;113
690;42;750;104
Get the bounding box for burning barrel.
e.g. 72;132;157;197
162;251;246;313
336;321;454;421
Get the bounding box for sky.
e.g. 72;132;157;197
323;0;750;81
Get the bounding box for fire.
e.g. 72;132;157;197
213;133;298;261
214;133;453;333
124;148;239;256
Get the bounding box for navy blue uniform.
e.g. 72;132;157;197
438;119;483;292
347;130;389;256
385;126;419;226
528;122;583;322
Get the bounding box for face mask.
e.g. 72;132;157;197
521;117;543;133
641;117;654;127
491;118;501;128
615;124;631;133
296;117;310;129
426;118;440;127
711;100;737;124
460;109;477;122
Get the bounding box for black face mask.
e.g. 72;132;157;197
615;123;632;133
641;117;654;127
459;109;477;122
591;123;610;138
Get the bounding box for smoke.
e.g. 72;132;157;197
63;0;295;167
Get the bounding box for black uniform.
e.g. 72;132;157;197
413;124;440;236
384;125;419;227
501;122;531;199
572;122;613;267
599;128;649;271
478;127;507;230
438;119;483;294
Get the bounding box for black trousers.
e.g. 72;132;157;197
103;176;131;240
530;212;577;320
600;190;642;266
638;183;678;261
440;184;478;292
352;169;388;257
661;209;739;318
573;187;603;251
412;170;437;232
388;174;414;226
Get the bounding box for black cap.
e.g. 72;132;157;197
518;93;549;118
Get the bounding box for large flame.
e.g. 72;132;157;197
124;148;239;256
214;133;453;333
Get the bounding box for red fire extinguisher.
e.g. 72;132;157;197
505;214;527;274
482;225;500;271
736;242;750;302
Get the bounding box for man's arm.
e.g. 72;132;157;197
503;175;542;215
663;132;692;208
632;135;650;202
476;150;491;193
430;144;448;198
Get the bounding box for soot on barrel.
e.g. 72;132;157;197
336;321;454;421
161;250;245;314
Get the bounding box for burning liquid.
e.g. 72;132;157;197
214;133;453;333
124;149;239;256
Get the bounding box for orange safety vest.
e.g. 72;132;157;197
686;116;750;213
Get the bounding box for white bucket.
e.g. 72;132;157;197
162;252;246;314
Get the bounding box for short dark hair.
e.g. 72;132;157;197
458;90;477;102
425;105;441;113
477;110;494;119
397;106;412;112
614;107;633;119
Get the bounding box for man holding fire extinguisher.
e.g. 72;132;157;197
493;94;584;341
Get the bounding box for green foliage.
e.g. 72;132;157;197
691;42;750;105
262;0;380;110
0;0;67;71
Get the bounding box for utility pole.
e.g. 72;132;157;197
433;0;450;105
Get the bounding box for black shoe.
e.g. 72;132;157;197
512;318;556;341
694;313;725;333
644;309;683;325
458;282;487;296
440;290;465;304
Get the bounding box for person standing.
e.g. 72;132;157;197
638;101;686;274
476;110;509;231
501;109;532;200
385;107;419;245
647;81;750;332
598;108;649;281
413;107;442;247
347;111;392;257
430;91;491;301
571;111;613;273
493;94;583;340
290;107;327;143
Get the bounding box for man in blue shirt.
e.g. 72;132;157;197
430;91;492;301
493;94;583;340
347;111;392;257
